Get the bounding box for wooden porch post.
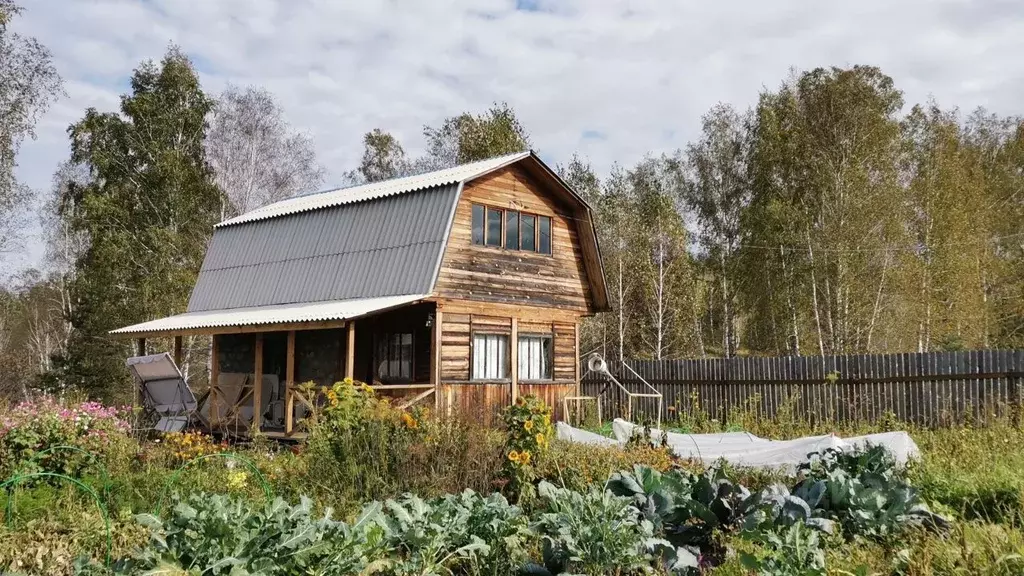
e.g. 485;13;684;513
173;336;182;368
253;334;264;431
510;317;519;403
210;336;220;429
345;321;355;381
433;309;443;411
285;330;295;435
574;319;581;396
134;338;146;408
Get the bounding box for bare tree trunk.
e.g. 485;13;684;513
616;244;626;362
865;251;890;351
779;245;801;356
805;228;826;357
720;250;734;358
653;235;666;360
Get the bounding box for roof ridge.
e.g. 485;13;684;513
216;150;531;228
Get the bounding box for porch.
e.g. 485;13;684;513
123;296;583;437
132;302;439;437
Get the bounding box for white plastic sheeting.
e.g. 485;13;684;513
555;419;919;472
555;422;620;447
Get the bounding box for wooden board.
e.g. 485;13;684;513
434;166;595;312
439;383;512;424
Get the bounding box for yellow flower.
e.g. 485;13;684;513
227;470;248;491
402;412;418;429
524;420;534;431
543;415;551;426
535;433;546;446
508;450;521;463
520;451;532;465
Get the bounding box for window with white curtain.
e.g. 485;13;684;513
472;333;509;380
518;334;553;380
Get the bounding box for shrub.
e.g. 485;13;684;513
304;380;506;510
0;396;134;480
157;430;221;464
535;439;679;492
304;380;425;507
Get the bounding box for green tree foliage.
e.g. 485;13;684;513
743;66;909;355
352;102;531;181
573;66;1022;358
680;104;752;357
423;101;530;167
51;48;222;399
357;128;409;182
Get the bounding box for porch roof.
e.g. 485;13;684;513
110;293;429;337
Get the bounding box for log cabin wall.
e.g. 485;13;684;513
434;165;593;312
437;300;580;421
432;164;597;420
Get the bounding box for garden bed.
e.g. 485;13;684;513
2;386;1024;575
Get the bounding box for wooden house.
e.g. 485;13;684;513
113;151;609;436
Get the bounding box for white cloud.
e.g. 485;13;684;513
8;0;1024;272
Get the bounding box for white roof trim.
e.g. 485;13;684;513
111;294;429;335
216;151;531;228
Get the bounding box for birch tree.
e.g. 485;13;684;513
357;128;410;182
52;48;222;400
0;0;62;256
422;102;530;169
746;66;907;355
681;104;751;357
630;158;693;359
206;85;324;218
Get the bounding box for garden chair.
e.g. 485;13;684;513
126;353;198;433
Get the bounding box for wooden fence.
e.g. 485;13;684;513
580;350;1024;427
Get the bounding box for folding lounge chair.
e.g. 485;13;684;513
126;353;198;433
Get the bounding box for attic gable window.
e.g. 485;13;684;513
471;203;553;255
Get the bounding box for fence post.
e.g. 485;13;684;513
1012;371;1022;429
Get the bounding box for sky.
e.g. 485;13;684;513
8;0;1024;275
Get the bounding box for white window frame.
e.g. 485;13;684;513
472;332;510;381
518;333;553;381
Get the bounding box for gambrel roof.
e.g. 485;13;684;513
112;151;608;336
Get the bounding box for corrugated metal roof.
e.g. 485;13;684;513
112;294;428;335
188;183;458;312
111;150;611;336
217;151;530;228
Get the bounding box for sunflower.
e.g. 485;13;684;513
520;451;532;465
401;412;419;429
535;433;546;446
523;420;534;431
507;450;521;463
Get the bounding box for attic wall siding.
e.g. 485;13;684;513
434;166;593;311
188;184;458;312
